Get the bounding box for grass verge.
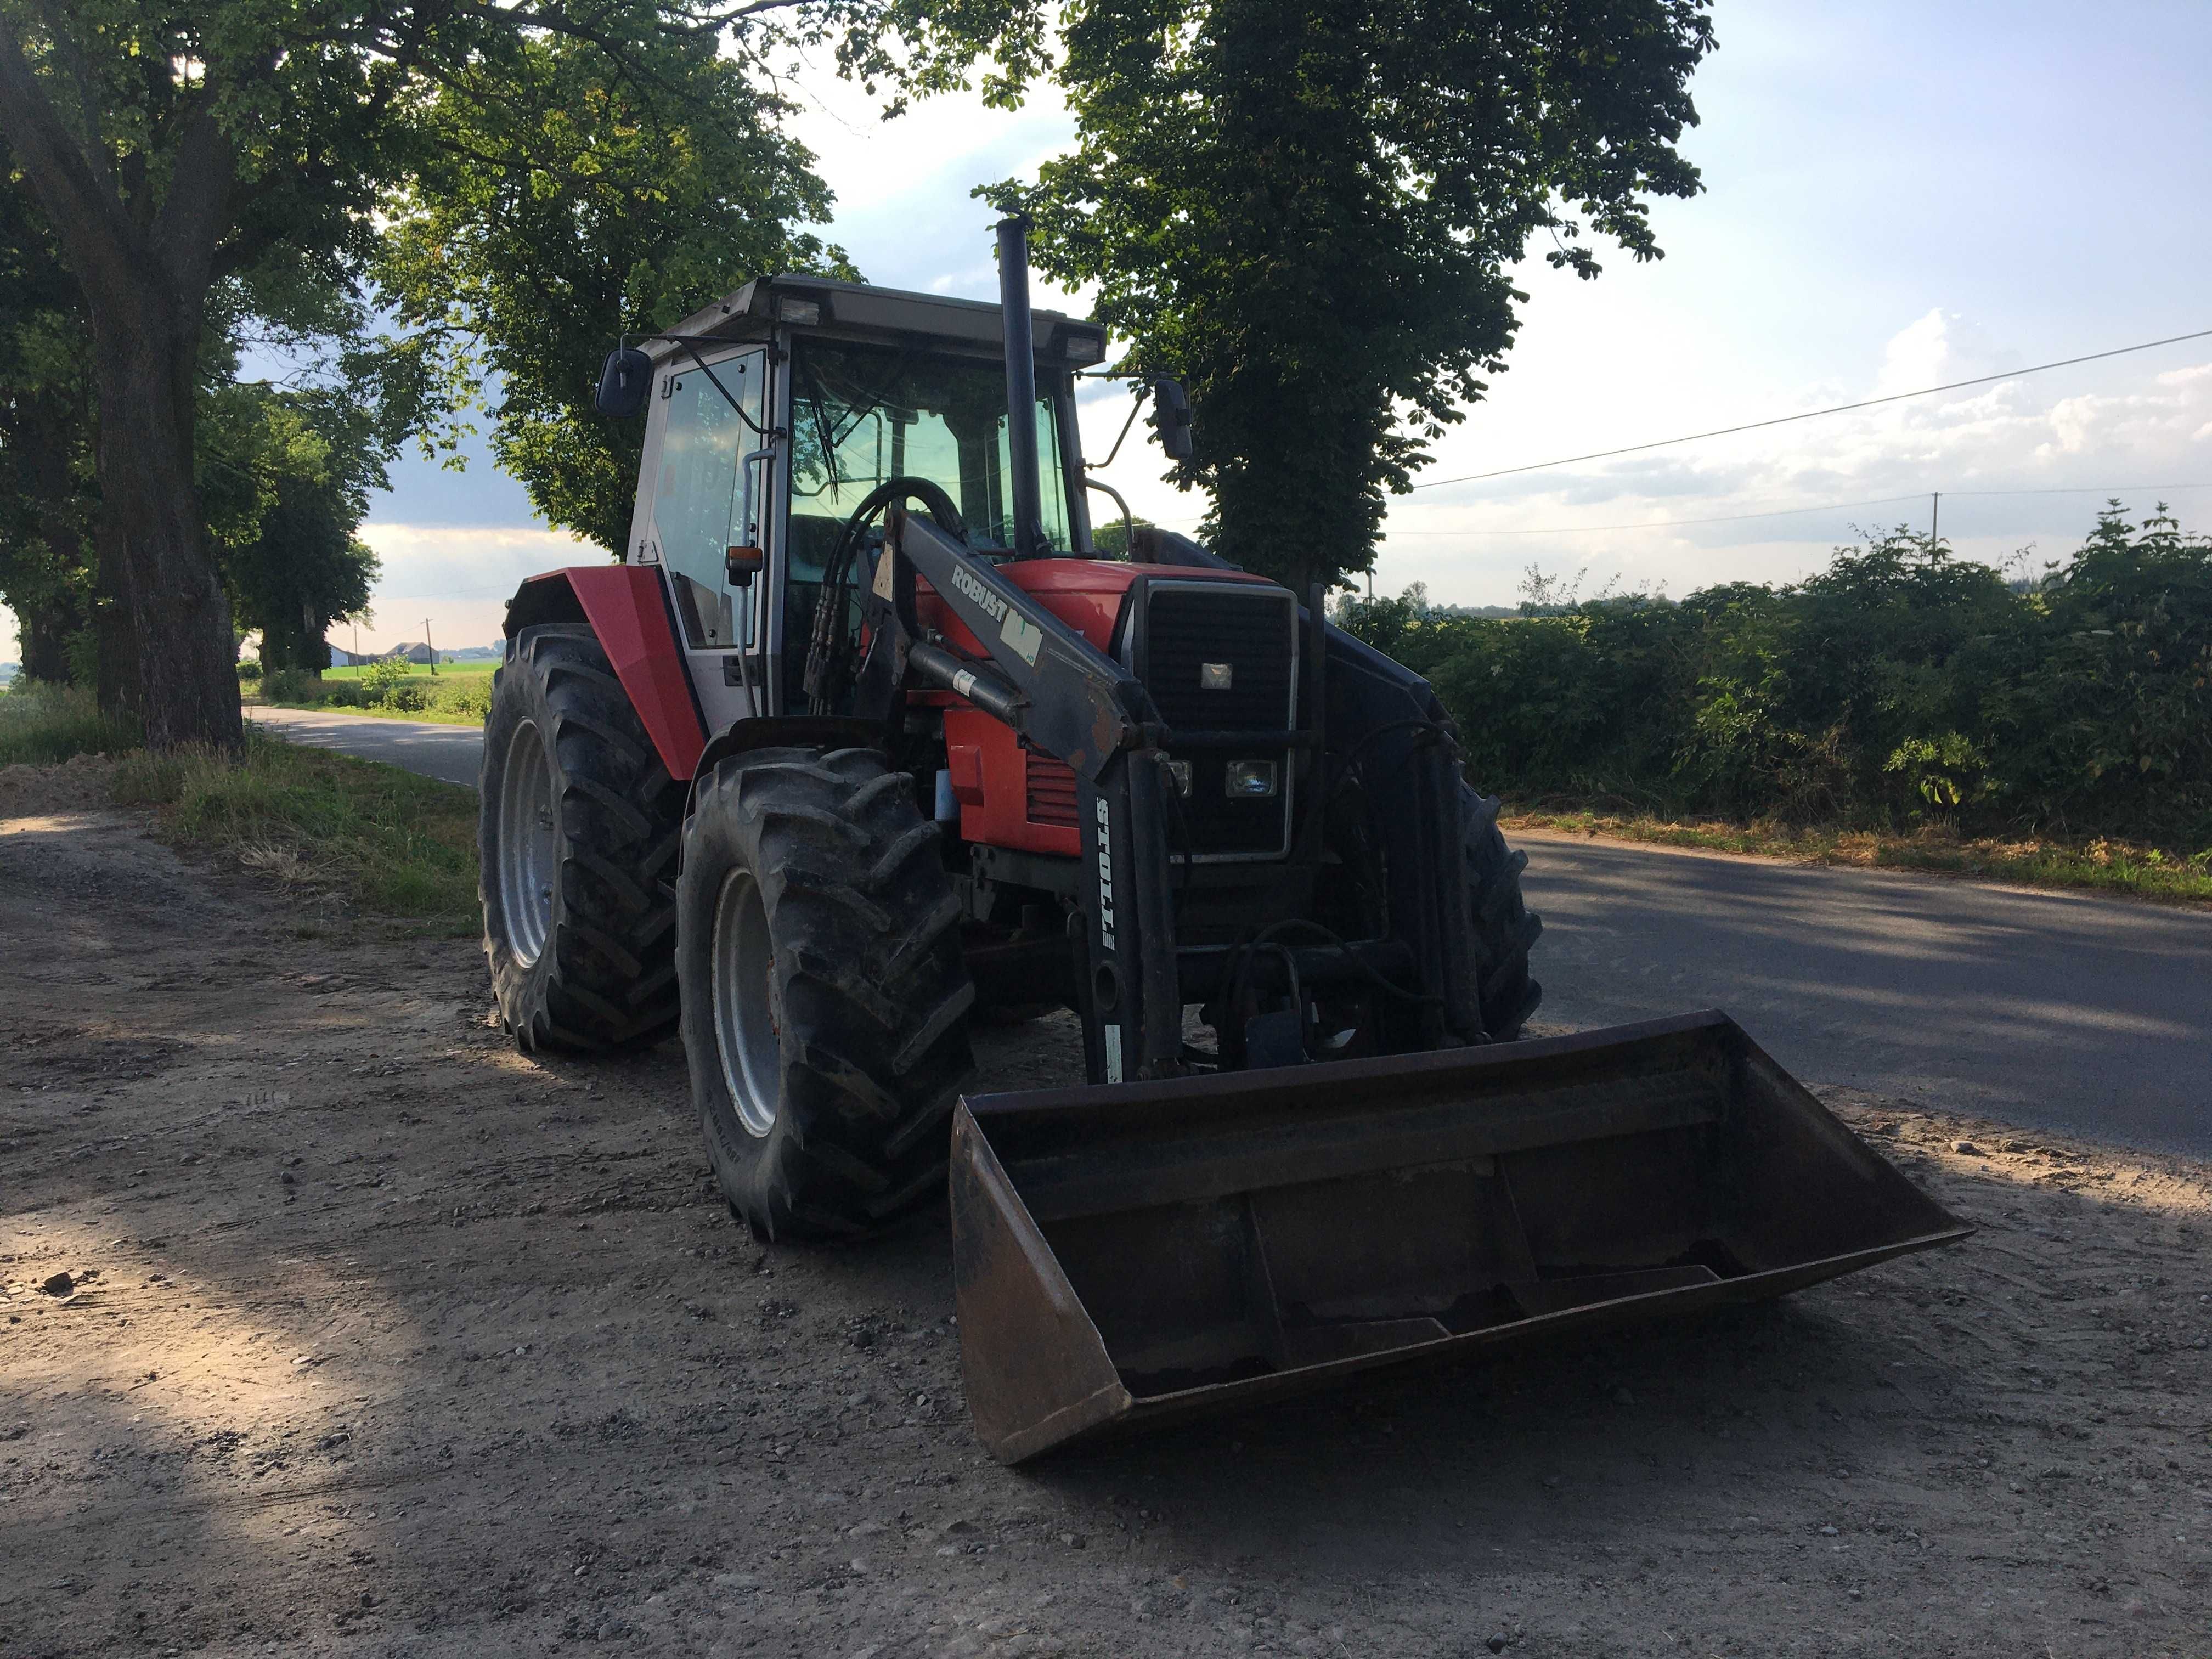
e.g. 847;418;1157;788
0;680;139;764
1504;804;2212;904
112;729;480;929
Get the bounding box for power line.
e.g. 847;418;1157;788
1381;481;2212;539
1383;493;1923;538
1409;327;2212;492
1943;482;2212;498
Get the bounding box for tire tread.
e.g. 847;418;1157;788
479;626;685;1053
681;747;975;1241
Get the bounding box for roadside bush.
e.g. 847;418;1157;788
440;677;493;723
360;658;415;704
260;666;323;704
252;657;489;720
1342;504;2212;847
0;680;140;765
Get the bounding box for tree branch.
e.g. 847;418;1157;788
153;104;240;304
0;13;144;312
30;0;115;192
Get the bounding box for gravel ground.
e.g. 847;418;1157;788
3;783;2209;1658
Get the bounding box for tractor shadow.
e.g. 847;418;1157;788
1010;1127;2206;1593
1019;1291;1916;1570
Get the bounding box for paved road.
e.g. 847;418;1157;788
249;705;486;789
1520;831;2212;1157
250;705;2212;1155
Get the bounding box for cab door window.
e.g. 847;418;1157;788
650;351;768;648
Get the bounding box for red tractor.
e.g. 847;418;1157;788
479;222;1962;1462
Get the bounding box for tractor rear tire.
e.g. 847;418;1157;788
678;746;976;1242
1459;783;1543;1040
479;624;684;1051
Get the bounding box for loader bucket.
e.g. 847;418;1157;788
950;1009;1967;1464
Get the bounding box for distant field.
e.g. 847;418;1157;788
321;659;499;680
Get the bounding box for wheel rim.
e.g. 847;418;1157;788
711;868;781;1137
498;718;559;965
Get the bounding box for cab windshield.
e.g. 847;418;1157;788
785;340;1072;579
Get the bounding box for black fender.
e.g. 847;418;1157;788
685;715;885;817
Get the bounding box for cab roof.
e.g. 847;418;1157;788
646;275;1106;366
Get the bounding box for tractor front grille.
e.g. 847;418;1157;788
1141;585;1298;731
1136;581;1298;860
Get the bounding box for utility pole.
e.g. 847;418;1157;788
1930;492;1941;552
424;617;437;675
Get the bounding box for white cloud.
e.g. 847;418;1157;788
1375;306;2212;605
348;522;601;655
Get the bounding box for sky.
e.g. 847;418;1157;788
9;1;2210;662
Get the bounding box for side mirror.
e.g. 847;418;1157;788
1151;376;1193;461
596;347;653;419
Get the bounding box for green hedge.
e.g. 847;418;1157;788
261;663;493;722
1341;505;2212;845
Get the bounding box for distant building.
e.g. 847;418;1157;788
317;640;501;667
320;641;435;665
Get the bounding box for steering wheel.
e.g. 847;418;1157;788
807;478;969;715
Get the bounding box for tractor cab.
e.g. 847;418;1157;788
613;276;1114;729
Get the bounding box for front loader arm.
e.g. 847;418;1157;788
891;515;1152;780
891;514;1182;1084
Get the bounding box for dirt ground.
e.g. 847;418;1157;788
4;782;2210;1658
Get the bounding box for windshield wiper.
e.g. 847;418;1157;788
627;332;771;438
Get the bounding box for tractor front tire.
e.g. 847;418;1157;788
479;624;684;1051
678;746;975;1242
1459;783;1543;1040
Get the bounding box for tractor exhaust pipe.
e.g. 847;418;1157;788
996;215;1046;558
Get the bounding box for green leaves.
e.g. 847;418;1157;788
1883;733;1993;812
375;30;853;552
1338;510;2212;845
995;0;1715;593
205;382;387;670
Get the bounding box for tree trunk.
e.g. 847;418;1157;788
91;295;241;751
92;504;139;717
16;594;80;684
14;391;90;685
0;33;242;751
302;598;329;675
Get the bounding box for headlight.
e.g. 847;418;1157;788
1163;759;1192;797
1223;759;1278;798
